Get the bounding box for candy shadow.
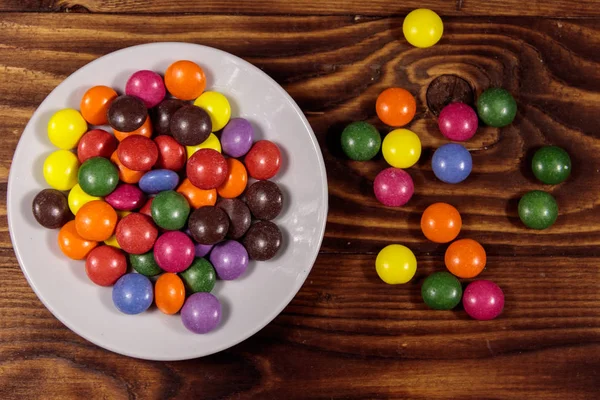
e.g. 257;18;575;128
44;227;63;258
66;86;93;110
505;193;527;228
97;285;123;315
217;296;231;329
268;226;289;264
22;189;42;228
408;272;427;305
232;260;256;282
325;121;348;160
359;256;383;285
520;146;542;184
111;69;137;92
247;118;265;141
275;183;292;219
276;143;290;178
227;96;241;122
33;151;52;187
35;110;57;144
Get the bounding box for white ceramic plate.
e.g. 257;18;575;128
7;42;328;360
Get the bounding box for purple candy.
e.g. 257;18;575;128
125;70;166;109
438;102;478;141
154;231;195;273
373;167;414;207
105;183;146;211
209;240;249;280
181;292;221;334
221;118;254;158
195;243;214;257
463;280;505;321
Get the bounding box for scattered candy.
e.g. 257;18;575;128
187;148;229;189
85;245;127;286
164;60;206;101
194;91;231;131
462;280;504;320
74;200;118;242
130;251;163;277
80;85;118;126
125;70;166;109
518;190;558;230
244;180;283;220
32;189;71;229
43;149;80;191
420;202;461;243
340;121;381;161
151;190;190;230
181;292;221;334
532;146;571;185
373;167;414;207
445;238;486;279
421;271;462;310
58;220;98;260
115;213;158;254
111;150;144;184
68;184;100;215
152;98;186;136
176;178;217;209
210;240;249;280
78;156;119;196
245;140;281;180
438;102;478;141
221;118;254;158
194;243;214;258
48;108;88;150
477;88;517;127
155;273;186;315
112;273;153;315
216;198;252;239
105;183;146;211
180;258;217;293
432;143;472;184
403;8;443;48
188;206;230;245
117;135;158;172
217;158;248;199
107;95;147;132
382;128;421;168
77;129;118;163
375;244;417;284
186;133;222;158
153;231;195;273
242;221;282;261
376;88;416;127
139;169;180;194
170;104;212;146
113;116;152;142
154;135;186;171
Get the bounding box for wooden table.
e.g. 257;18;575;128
1;1;599;398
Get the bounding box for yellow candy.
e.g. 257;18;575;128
382;129;421;168
375;244;417;284
68;184;100;215
104;235;121;249
43;150;80;191
194;91;231;131
116;210;131;219
402;9;443;48
48;108;88;150
186;133;222;158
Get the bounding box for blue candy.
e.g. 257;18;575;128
112;273;153;315
432;143;472;184
138;169;179;194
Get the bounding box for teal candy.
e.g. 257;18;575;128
476;88;517;127
518;190;558;230
421;271;463;310
341;121;381;161
180;258;217;293
532;146;571;185
151;190;190;230
130;251;162;276
78;156;119;196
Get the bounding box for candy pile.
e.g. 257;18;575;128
33;60;285;334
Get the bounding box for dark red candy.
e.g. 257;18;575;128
77;129;118;163
115;213;158;254
186;149;228;190
151;98;186;136
187;206;229;245
243;221;282;261
85;245;127;286
245;180;283;220
107;95;147;132
139;197;153;217
245;140;282;180
32;188;72;229
117;135;158;171
216;198;251;239
155;135;186;171
170;104;212;146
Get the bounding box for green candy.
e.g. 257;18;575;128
476;88;517;127
532;146;571;185
78;157;118;196
518;190;558;230
421;272;462;310
180;258;216;293
130;251;162;276
341;121;381;161
151;190;190;230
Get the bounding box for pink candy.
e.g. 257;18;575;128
463;280;505;320
438;102;478;141
153;231;195;273
125;70;166;108
373;167;414;207
105;183;146;211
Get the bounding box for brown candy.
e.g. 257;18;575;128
32;189;72;229
187;206;229;245
170;104;212;146
426;75;474;117
107;95;147;132
243;221;282;261
216;198;251;239
151;98;187;136
245;180;283;220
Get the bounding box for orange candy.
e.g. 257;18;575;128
58;220;98;260
445;239;486;279
111;151;144;184
75;200;118;241
217;158;248;199
176;178;217;209
155;273;185;315
164;60;206;100
113;116;152;141
80;85;118;126
376;87;416;127
421;203;462;243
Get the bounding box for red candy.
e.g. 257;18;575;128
186;148;228;190
245;140;281;180
115;213;158;254
77;129;118;163
153;231;195;273
85;245;127;286
155;135;186;171
117;135;158;171
139;197;153;217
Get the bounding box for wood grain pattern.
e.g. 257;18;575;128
0;10;599;399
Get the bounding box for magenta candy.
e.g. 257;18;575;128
438;102;478;141
105;183;146;211
153;231;195;272
181;292;221;334
373;167;414;207
463;280;505;320
125;70;166;109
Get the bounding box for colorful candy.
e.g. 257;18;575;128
217;158;247;199
375;244;417;284
107;95;147;132
75;200;118;241
180;258;217;293
47;108;88;150
216;198;252;239
130;251;163;276
532;146;571;185
32;189;71;229
187;148;229;189
113;116;152;142
245;140;281;180
462;280;504;320
117;135;158;172
402;8;443;48
186;133;222;158
151;190;190;230
43;149;80;191
438;102;478;141
153;231;195;273
432;143;472;184
80;85;118;126
58;220;98;260
421;271;462;310
373;167;414;207
138;169;179;194
420;202;461;243
518;190;558;230
125;70;166;109
115;213;158;254
194;91;231;131
188;206;230;245
476;88;517;127
152;98;186;135
170;104;212;146
77;129;118;163
382;128;421;168
194;243;214;258
68;184;100;215
78;156;119;196
445;238;486;278
164;60;206;101
221;118;254;157
111;150;144;184
242;221;282;261
181;292;221;334
376;88;416;127
340;121;381;161
112;273;153;315
85;245;127;286
244;180;283;220
105;183;146;211
176;178;217;209
155;273;186;315
210;240;249;280
154;135;186;171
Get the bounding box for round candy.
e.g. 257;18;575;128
532;146;571;185
75;200;118;241
221;118;254;157
151;190;190;230
117;135;158;171
518;190;558;230
180;258;217;293
438;102;478;141
115;213;158;254
139;169;180;194
177;178;217;209
104;235;121;249
245;140;282;180
155;135;186;171
217;158;247;199
155;273;186;315
32;189;71;229
125;70;166;108
107;95;147;132
421;271;462;310
57;220;98;260
426;75;475;117
381;128;421;168
402;8;443;48
139;197;153;217
187;148;229;190
445;238;486;279
188;206;229;245
195;243;214;258
112;273;153;315
194;91;231;131
165;60;206;101
170;104;212;146
216;198;251;239
43;149;80;191
80;85;118;126
78;156;119;196
152;98;187;136
105;183;146;211
130;251;163;276
47;108;88;150
210;240;249;280
85;245;127;286
181;292;221;334
376;88;416;127
154;231;195;273
186;133;222;158
340;121;381;161
110;150;144;184
242;221;282;261
432;143;472;184
68;184;100;215
373;168;414;207
77;129;118;163
245;180;283;220
375;244;417;284
420;202;462;243
476;88;517;127
113;116;152;142
463;280;504;321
